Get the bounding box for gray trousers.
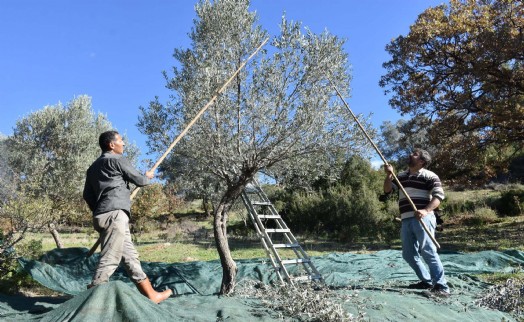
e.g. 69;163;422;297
91;209;147;285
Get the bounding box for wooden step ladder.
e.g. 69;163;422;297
240;179;323;284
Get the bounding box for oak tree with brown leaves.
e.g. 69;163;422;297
380;0;524;182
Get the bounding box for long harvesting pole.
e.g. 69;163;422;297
328;77;440;249
129;37;270;200
87;37;270;257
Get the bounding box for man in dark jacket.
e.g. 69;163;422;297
83;130;172;304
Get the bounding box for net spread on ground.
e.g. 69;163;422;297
0;247;522;321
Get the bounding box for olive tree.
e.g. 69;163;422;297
378;118;432;168
0;136;23;266
0;135;15;204
139;0;372;294
5;95;114;247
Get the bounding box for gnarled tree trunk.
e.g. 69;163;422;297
214;175;251;295
48;222;64;249
214;201;237;295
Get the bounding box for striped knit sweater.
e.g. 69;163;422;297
392;168;445;220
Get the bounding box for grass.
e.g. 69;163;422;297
441;218;524;251
137;241;219;262
480;271;524;284
21;216;523;264
438;190;524;252
15;187;524;279
22;231;99;252
19;187;524;261
21;232;348;263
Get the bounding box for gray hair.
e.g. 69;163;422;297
415;148;432;167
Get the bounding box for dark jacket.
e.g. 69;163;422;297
83;152;149;216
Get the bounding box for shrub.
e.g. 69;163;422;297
0;237;43;294
131;183;170;235
265;155;394;243
485;182;524;191
277;183;389;243
441;188;511;220
492;190;524;216
441;193;477;217
0;233;17;287
460;207;499;226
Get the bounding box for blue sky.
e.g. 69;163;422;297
0;0;445;161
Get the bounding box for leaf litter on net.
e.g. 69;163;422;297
234;280;367;321
476;278;524;317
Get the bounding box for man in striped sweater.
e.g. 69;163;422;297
384;149;450;297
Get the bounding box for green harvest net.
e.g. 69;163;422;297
1;247;523;321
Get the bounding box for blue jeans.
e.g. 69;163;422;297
401;214;448;290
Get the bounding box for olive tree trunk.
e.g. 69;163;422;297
48;222;64;249
202;195;213;217
213;177;250;295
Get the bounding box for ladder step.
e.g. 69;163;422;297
281;258;310;265
244;185;261;194
265;228;290;233
273;243;300;248
252;201;272;206
258;214;280;219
